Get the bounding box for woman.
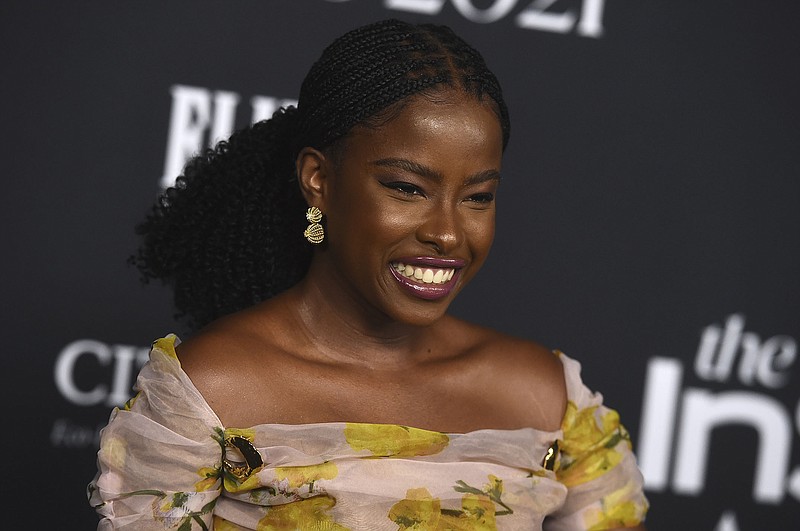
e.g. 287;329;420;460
89;19;648;530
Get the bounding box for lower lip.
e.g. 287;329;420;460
389;266;461;300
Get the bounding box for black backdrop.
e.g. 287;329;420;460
3;1;798;529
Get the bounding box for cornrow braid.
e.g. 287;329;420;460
132;19;510;330
295;19;510;153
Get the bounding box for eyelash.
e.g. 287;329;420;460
383;181;424;197
381;181;495;204
468;193;495;204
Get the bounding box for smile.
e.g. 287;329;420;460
388;257;465;301
391;262;455;284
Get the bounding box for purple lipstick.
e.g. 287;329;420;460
389;257;465;300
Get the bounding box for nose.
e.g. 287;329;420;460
416;204;464;255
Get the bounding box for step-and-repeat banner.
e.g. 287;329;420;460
4;1;798;528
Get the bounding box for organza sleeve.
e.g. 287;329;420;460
545;352;649;530
87;335;225;530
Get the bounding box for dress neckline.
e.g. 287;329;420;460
153;334;564;438
229;420;562;437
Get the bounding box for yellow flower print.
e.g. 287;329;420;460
462;493;497;527
150;491;208;528
257;495;349;530
344;423;449;457
557;445;623;488
439;493;497;530
213;515;246;530
153;335;179;359
583;484;648;530
558;401;631;488
483;476;502;501
389;477;510;530
274;461;339;489
121;392;140;411
101;435;127;469
224;471;262;493
110;488;214;529
585;500;641;531
388;488;442;529
454;475;512;518
195;466;221;492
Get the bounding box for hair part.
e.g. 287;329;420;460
295;20;510;156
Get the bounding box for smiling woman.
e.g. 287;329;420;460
88;19;648;530
301;93;502;327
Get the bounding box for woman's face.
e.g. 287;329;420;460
315;93;504;327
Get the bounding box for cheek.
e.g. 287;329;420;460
327;199;411;256
375;206;419;236
466;213;496;256
350;191;420;235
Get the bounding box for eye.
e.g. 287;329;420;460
466;192;495;204
381;181;425;197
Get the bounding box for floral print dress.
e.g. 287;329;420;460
88;335;648;530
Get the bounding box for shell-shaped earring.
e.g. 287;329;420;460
303;206;324;244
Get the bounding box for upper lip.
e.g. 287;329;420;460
392;256;466;268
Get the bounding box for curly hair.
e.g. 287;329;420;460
132;19;511;330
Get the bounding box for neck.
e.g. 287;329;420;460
280;257;441;369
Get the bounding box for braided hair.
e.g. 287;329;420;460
133;19;511;331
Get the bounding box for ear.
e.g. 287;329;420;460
296;147;329;207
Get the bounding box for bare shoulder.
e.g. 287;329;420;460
442;317;563;382
440;317;568;431
174;307;286;424
175;322;248;387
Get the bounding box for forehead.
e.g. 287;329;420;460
339;93;504;164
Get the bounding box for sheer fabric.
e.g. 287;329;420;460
88;335;648;530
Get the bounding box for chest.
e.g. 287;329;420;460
218;359;545;433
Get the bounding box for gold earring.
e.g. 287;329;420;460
303;206;324;244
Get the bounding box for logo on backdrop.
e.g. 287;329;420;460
51;340;150;449
637;314;799;528
161;85;297;188
327;0;609;38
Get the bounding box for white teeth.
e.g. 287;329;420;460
392;263;456;285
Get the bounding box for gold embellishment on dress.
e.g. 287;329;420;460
542;440;559;471
223;436;263;482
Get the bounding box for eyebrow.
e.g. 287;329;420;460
372;157;501;185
